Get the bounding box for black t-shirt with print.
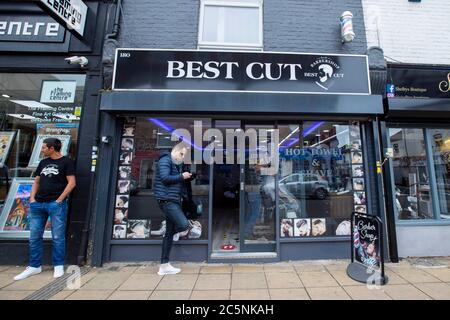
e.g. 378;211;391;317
34;156;75;202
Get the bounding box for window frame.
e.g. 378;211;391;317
198;0;264;51
387;124;450;226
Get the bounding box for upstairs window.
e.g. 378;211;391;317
198;0;263;50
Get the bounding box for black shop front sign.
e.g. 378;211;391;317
113;49;371;95
387;67;450;99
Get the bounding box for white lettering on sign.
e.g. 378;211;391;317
39;0;87;37
167;61;240;80
0;20;60;37
167;61;302;81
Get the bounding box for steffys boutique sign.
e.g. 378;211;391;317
113;49;371;95
387;67;450;99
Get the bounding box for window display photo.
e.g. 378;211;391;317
294;218;310;237
0;131;16;166
28;134;71;167
0;178;51;238
126;219;150;239
311;218;326;236
281;219;294;237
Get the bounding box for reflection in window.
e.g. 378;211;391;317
278;121;357;237
113;117;211;240
430;129;450;220
389;128;433;220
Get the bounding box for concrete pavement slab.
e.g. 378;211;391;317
265;272;304;289
413;283;450;300
231;273;267;289
0;290;35;300
269;288;310;300
190;290;230;300
343;285;392;300
156;274;198;290
108;290;152;300
230;289;270;300
65;290;113;300
298;271;339;288
118;274;162;291
381;284;432;300
306;286;351;300
194;274;231;290
149;290;191;300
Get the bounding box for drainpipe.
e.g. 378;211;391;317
76;0;122;266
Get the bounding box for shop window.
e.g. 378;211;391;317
0;73;85;238
389;128;434;220
278;121;362;238
429;129;450;220
198;0;263;50
112;117;211;240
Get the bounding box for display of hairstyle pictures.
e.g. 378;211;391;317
355;205;367;214
112;118;136;240
114;208;128;224
121;138;134;151
113;224;127;239
311;218;326;236
126;219;150;239
354;192;366;205
28;134;71;167
294;218;310;237
353;178;365;191
122;125;136;137
119;151;133;165
0;131;16;166
335;219;351;236
352;165;364;177
117;180;131;194
280;218;294;237
116;195;129;208
0;178;51;238
351;150;363;164
118;166;131;179
351;139;361;151
350;124;361;140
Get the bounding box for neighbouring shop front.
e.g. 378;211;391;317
0;1;107;265
92;48;385;265
382;65;450;258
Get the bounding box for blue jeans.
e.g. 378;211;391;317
29;200;68;268
158;201;189;264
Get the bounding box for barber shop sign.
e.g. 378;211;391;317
113;49;371;95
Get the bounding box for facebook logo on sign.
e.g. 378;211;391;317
386;84;395;97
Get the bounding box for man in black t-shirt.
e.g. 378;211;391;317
14;138;76;281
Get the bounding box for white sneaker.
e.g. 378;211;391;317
13;266;42;281
157;263;181;275
54;265;64;278
172;232;180;241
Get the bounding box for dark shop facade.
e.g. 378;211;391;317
89;0;390;266
0;0;110;265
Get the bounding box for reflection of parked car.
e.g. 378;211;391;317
279;173;330;200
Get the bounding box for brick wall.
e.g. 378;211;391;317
362;0;450;65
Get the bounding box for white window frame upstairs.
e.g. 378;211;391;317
198;0;263;51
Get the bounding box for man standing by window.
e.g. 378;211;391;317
14;138;76;280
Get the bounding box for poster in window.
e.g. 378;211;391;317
113;224;127;239
294;218;310;237
280;219;294;237
0;131;16;166
0;178;51;238
122;125;136;137
311;218;326;236
126;219;150;239
28;134;71;167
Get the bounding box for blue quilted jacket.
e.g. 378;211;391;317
154;151;186;202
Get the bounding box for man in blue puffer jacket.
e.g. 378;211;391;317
154;142;192;275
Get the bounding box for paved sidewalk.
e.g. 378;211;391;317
1;258;450;300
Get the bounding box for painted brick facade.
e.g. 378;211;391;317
362;0;450;65
117;0;367;54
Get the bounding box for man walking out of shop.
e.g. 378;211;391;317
14;138;76;280
154;142;192;275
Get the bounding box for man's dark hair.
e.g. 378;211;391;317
43;137;62;152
